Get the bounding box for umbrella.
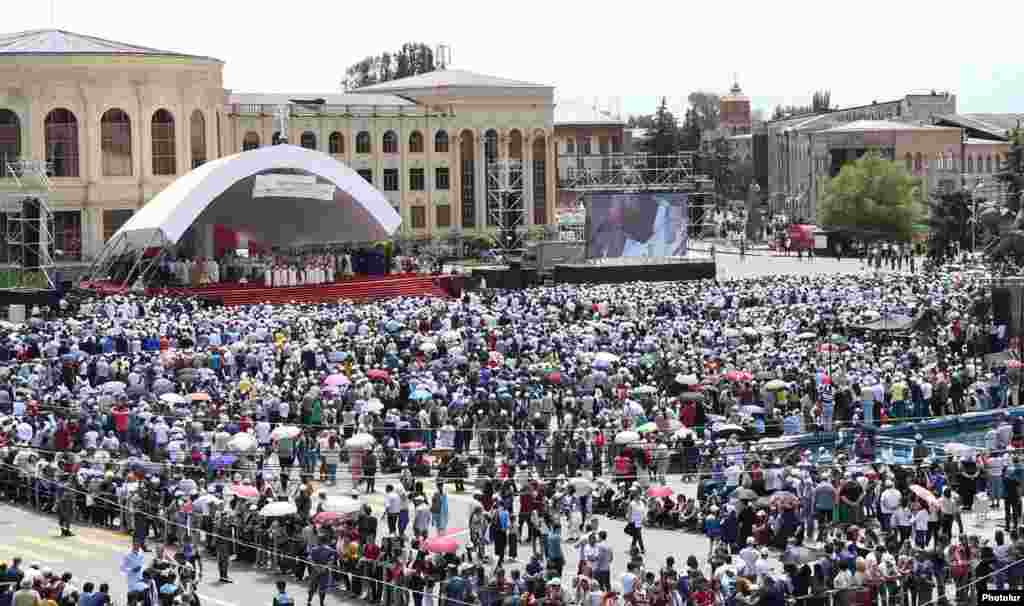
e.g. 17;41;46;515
424;536;459;554
647;485;674;498
260;501;298;517
365;399;385;413
209;454;237;468
410;389;433;401
676;374;699;386
734;487;758;501
313;511;345;525
400;441;426;450
797;332;817;341
1008;360;1024;369
419;342;437;353
227;433;257;452
229;485;260;499
725;370;753;382
614;431;641;445
678;392;706;402
769;491;799;509
271;426;301;440
764;379;787;391
546;371;562;384
568;477;593;496
159;393;189;404
101;381;126;393
367;369;390;381
346;433;376;449
595;352;620;364
193;494;221;508
830;334;848;345
909;484;938;507
634;385;658;395
715;424;746;437
324;374;350;387
739;405;765;416
189;392;211;402
636;422;659;434
673;428;696;441
321;497;363;514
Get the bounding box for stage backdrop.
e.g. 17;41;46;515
585;192;688;259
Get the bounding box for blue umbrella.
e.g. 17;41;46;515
410;389;432;401
210;454;237;468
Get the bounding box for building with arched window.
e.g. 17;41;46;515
1;29;556;259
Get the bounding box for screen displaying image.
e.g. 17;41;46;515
586;192;688;258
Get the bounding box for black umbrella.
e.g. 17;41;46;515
735;487;758;500
679;392;706;402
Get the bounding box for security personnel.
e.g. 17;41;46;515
307;535;337;606
216;522;234;583
57;481;75;537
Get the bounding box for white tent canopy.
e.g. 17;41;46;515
109;145;402;251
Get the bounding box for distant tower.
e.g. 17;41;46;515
720;76;752;135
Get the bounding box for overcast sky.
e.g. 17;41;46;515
9;0;1024;118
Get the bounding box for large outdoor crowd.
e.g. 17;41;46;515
0;269;1016;606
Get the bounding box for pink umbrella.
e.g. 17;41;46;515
313;511;347;525
229;485;260;499
646;485;674;498
424;536;460;554
367;369;390;381
725;370;753;382
400;441;426;450
324;374;351;387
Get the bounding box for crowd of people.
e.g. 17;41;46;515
0;269;1013;606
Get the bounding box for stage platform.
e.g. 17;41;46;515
554;257;715;284
80;274;464;306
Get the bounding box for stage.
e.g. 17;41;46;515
554;257;715;284
80;273;464;306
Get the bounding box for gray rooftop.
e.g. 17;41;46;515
352;68;550;93
229;92;413;107
554;99;624;126
820;119;954;133
0;29;221;62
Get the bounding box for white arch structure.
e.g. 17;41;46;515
108;144;401;251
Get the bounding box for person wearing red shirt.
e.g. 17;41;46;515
54;422;70;451
361;541;381;601
112;405;129;437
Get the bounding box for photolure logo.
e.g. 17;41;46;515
982;591;1024;603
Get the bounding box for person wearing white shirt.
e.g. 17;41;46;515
626;496;646;553
255;421;271;446
384;485;401;535
913;506;930;548
879;482;902;532
894;505;914;544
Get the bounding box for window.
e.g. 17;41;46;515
409;131;424;153
533;137;547;225
435;167;450;190
356;131;371;154
45;108;79;177
190;110;206;169
0;109;19;178
300;131;317;150
914;152;923;172
968;155;974;173
383;131;398;154
103;209;133;243
566;138;575;154
434;131;449;153
410;206;426;229
611;136;622;153
383;168;399;191
599;137;609;155
272;131;282;145
357;169;372;184
410;168;425;191
243;132;260;151
101;108;133;176
987;155;993;173
436;204;451;228
53;210;82;260
581;137;592;155
904;153;912;173
151;109;176;176
329;132;344;155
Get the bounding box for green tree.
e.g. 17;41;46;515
643;97;681;158
343;43;436;90
818;151;923;241
627;114;655;129
687;91;720;132
926;189;972;254
679;108;701;150
996;127;1024;213
811;90;832;112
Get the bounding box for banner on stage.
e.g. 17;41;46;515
252;174;336;201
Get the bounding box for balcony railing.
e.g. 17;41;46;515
226;104;440;117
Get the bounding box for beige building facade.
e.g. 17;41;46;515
0;29;557;261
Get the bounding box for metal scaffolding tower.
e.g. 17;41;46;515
486;159;526;253
2;159;57;289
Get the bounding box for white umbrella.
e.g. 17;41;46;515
346;433;376;449
321;497;363;514
567;477;593;496
420;341;438;353
159;393;189;404
271;426;301;440
673;428;695;441
193;494;222;508
764;379;787;391
595;352;620;364
676;374;699;386
365;399;385;413
101;381;126;394
615;430;641;445
227;432;258;452
797;332;817;340
634;385;658;395
723;328;740;338
260;501;298;517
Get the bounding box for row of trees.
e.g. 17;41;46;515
342;42;438;91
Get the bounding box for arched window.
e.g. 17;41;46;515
484;129;498;162
45;109;79;178
987;155;993;173
190;110;206;169
151;109;176;176
101;108;133;177
904;153;912;173
300;131;317;150
272;132;282;145
383;131;398;154
996;153;1003;170
328;132;344;155
0;109;21;178
914;152;922;172
434;130;449;153
243;132;260;151
356;131;371;154
967;155;974;173
409;131;424;153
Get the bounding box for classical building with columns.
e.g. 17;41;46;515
0;29;557;262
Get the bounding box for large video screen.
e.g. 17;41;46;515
586;192;688;258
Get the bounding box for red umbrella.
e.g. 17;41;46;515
229;485;260;499
1008;360;1024;369
400;441;426;450
313;511;343;525
725;370;753;382
424;536;459;554
701;374;722;384
367;369;390;381
646;485;674;498
909;484;938;507
546;371;562;384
